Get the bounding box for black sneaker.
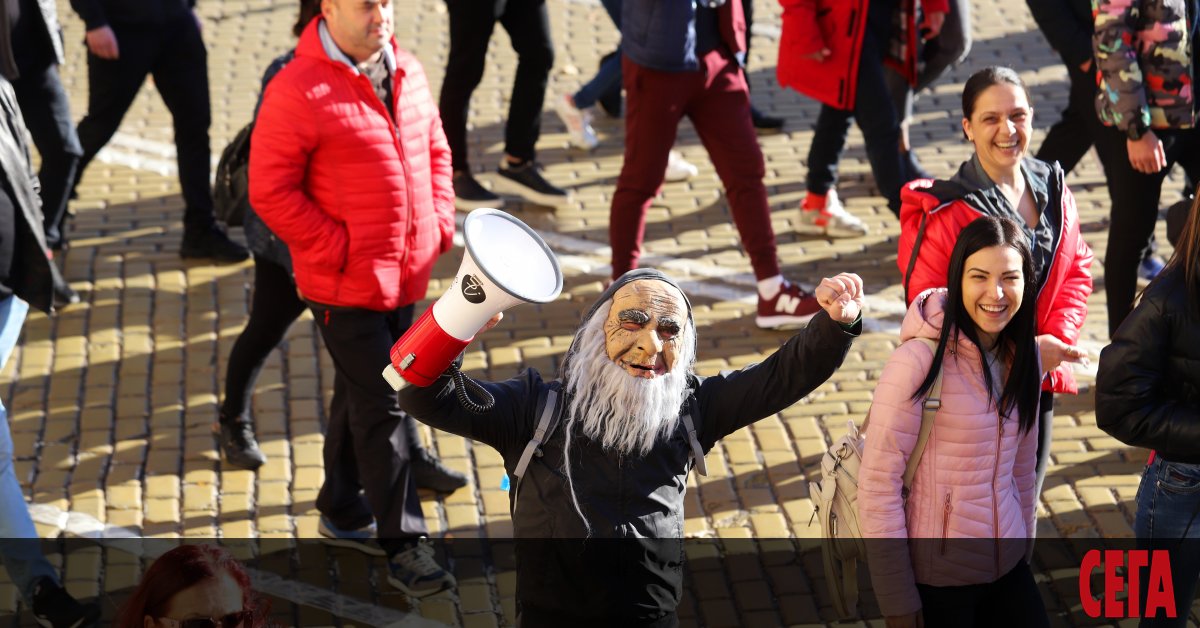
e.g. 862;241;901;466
31;578;100;628
751;106;785;134
180;224;250;263
495;160;569;207
215;420;267;470
411;446;468;494
452;171;503;211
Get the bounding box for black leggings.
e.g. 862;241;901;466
220;257;305;423
916;561;1049;627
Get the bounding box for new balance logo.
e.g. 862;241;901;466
776;293;802;314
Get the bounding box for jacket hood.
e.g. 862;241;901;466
558;269;695;378
900;288;981;362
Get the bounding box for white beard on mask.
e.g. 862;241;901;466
562;301;696;457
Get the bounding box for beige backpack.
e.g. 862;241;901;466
808;336;944;619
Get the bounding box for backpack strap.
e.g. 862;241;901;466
901;337;944;499
680;411;707;477
514;387;560;479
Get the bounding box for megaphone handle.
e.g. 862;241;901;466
449;362;496;414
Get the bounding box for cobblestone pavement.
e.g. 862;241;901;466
0;0;1192;626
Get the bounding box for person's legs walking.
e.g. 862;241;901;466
152;16;248;261
1035;64;1098;174
218;258;305;469
11;63;81;251
609;57;688;279
73;25;155;191
440;0;502;209
1092;127;1165;336
311;304;453;596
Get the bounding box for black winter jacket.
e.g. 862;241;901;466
0;77;60;313
1097;268;1200;463
69;0;194;30
1026;0;1094;69
399;309;858;624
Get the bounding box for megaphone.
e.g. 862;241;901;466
382;208;563;395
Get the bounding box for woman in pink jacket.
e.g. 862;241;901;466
858;216;1047;627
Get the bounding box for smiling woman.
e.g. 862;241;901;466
894;67;1095;567
859;216;1047;628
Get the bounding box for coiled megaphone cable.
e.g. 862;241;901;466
449;363;495;414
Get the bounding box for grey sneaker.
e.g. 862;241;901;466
318;516;386;557
386;538;456;597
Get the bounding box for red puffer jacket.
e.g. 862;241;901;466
897;157;1094;395
249;19;455;311
776;0;949;109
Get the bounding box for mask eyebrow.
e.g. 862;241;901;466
657;317;682;333
617;309;650;324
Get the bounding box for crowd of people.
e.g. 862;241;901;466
0;0;1197;626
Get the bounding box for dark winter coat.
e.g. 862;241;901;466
1097;268;1200;464
0;77;60;314
0;0;64;79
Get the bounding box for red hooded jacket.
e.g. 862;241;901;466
897;157;1094;395
776;0;949;110
249;20;455;311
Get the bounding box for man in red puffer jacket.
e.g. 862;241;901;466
249;0;457;597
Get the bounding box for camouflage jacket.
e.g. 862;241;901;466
1093;0;1196;131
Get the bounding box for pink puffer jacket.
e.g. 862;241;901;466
857;289;1039;617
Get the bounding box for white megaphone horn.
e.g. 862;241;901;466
382;208;563;393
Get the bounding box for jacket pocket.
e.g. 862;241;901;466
940;489;953;555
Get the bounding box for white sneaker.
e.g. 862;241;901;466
796;190;868;238
664;150;698;182
555;93;598;151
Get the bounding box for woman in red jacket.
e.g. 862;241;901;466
896;66;1094;500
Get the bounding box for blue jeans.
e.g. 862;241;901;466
1135;456;1200;627
571;0;621;109
0;297;56;604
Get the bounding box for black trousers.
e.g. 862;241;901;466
916;561;1049;628
310;302;425;553
220;257;306;422
11;62;81;250
1092;126;1200;336
439;0;554;171
1036;63;1103;175
74;16;215;230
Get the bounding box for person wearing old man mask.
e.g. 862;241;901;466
398;268;864;626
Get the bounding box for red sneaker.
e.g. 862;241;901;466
756;280;821;329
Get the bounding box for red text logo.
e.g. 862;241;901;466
1080;549;1175;619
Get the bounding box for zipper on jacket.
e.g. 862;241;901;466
388;73;415;289
940;490;953;555
993;417;1002;578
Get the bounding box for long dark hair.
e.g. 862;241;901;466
912;216;1042;434
116;544;269;628
1151;186;1200;312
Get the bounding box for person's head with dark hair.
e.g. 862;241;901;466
960;66;1034;178
914;216;1042;434
293;0;322;37
118;544;267;628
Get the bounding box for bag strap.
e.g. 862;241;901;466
514;388;560;479
680;412;708;477
901;337;944;498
